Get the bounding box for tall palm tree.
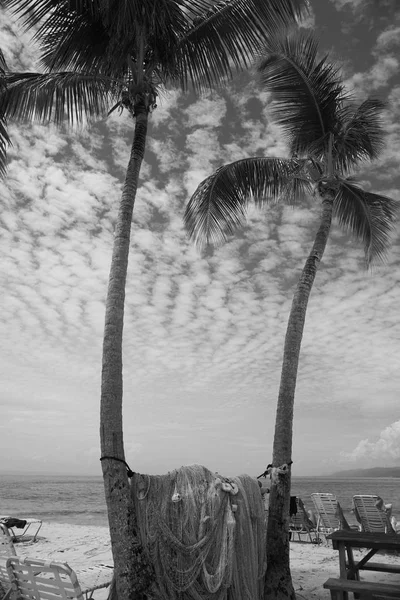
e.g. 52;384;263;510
0;1;308;597
184;28;398;600
0;48;11;177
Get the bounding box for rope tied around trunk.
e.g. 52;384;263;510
100;456;134;478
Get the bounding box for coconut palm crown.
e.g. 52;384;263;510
1;0;308;122
185;29;396;261
184;28;398;600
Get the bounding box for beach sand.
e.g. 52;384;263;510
12;523;400;599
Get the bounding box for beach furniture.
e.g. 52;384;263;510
324;529;400;599
352;494;396;533
0;524;17;600
288;497;319;543
310;493;353;540
0;517;43;543
6;557;113;600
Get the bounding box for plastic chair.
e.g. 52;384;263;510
0;517;43;543
0;524;17;600
352;494;395;533
6;556;113;600
311;493;354;541
289;497;319;543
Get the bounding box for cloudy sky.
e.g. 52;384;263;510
1;0;399;478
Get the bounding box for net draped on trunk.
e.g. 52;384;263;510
131;464;266;600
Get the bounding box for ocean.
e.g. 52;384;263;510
1;474;399;527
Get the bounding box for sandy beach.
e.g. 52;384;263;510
10;523;400;599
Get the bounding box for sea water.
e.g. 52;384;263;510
0;474;107;526
1;473;399;526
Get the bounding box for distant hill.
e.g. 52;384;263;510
331;467;400;478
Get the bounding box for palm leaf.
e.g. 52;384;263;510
1;71;117;125
39;1;185;79
39;15;136;78
100;0;188;39
2;0;101;29
177;0;308;92
0;48;7;73
36;9;118;74
0;48;11;178
184;156;312;248
3;0;185;78
257;28;347;160
334;179;399;263
333;99;387;173
0;117;10;177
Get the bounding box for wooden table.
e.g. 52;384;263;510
325;530;400;599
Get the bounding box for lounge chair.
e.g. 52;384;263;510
310;493;354;541
289;497;319;543
352;494;396;533
0;517;43;543
6;557;113;600
0;524;17;600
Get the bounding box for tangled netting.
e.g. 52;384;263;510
131;464;266;600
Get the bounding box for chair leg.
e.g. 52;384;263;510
330;591;348;600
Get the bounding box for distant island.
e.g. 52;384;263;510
331;467;400;478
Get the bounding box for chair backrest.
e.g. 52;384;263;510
289;498;304;529
352;495;391;533
289;497;314;530
7;557;85;600
0;525;16;558
311;493;340;531
0;524;17;595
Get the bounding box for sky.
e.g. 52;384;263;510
0;0;400;478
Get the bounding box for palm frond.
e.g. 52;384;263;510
0;48;7;73
334;98;387;173
43;2;185;79
102;0;188;38
0;48;10;178
334;179;398;264
2;0;100;30
0;118;10;178
178;0;308;92
1;71;117;125
4;0;186;79
184;157;312;249
39;13;132;77
257;28;347;159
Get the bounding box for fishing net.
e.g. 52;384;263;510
131;464;266;600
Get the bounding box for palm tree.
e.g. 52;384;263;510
0;1;308;597
0;48;11;177
184;28;398;600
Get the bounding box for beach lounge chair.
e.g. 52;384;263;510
0;524;17;600
352;494;396;533
6;557;113;600
310;493;353;540
0;517;43;543
289;497;319;543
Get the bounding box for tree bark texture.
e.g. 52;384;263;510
265;190;334;600
100;106;154;600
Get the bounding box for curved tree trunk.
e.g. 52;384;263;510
100;105;153;600
265;191;334;600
